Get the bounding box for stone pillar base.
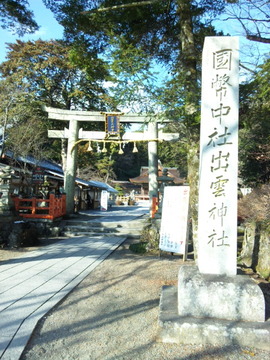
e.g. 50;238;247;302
177;265;265;322
158;285;270;351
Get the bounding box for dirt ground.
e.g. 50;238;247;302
1;237;270;360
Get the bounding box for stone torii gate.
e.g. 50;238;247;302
44;106;178;214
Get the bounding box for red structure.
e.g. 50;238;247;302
151;196;159;218
13;194;66;221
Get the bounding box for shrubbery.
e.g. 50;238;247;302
238;185;270;280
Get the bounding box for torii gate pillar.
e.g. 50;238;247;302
65;119;79;214
148;121;158;203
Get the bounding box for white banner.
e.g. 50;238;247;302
159;186;190;255
100;190;108;211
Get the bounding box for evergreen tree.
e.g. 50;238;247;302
0;0;38;35
239;58;270;186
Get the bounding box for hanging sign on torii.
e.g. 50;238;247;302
44;106;178;214
105;114;121;138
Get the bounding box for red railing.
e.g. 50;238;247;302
13;194;66;220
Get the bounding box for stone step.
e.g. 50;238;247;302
60;218;145;239
63;223;143;230
63;226;116;233
61;231;140;239
61;226;142;236
63;220;145;229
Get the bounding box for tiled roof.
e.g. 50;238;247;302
130;167;184;185
1;151;117;193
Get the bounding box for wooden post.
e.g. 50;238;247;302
151;196;158;218
32;198;36;214
49;193;54;217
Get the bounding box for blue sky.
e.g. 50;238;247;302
0;0;63;62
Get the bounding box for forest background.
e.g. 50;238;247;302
0;0;269;185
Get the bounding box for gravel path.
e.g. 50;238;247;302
20;238;270;360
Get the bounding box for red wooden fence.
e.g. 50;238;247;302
13;194;66;220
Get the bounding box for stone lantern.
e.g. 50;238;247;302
0;165;16;217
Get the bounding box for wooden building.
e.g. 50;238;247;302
129;165;185;200
0;153;117;216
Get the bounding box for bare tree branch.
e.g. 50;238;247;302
239;62;257;74
247;35;270;43
223;0;270;44
82;0;160;14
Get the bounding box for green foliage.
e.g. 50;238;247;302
113;141;148;180
0;39;109;111
42;1;227;176
107;36;159;112
44;0;226;108
0;39;112;165
239;58;270;186
113;184;124;195
238;186;270;280
0;77;49;160
159;140;188;178
77;138;148;182
96;154;116;182
140;219;160;251
0;0;38;35
129;242;147;254
76;141;117;183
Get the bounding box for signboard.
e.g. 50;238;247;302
159;186;190;255
198;37;239;276
100;190;108;211
106;115;120;137
32;167;44;184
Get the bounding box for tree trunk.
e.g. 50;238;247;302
187;141;199;259
239;221;256;267
256;223;270;280
0;106;9;158
177;0;200;259
177;0;198;97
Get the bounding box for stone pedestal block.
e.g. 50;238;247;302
0;184;14;216
158;286;270;351
178;265;265;322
